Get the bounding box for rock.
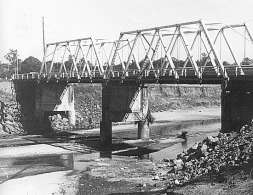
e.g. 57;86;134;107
174;159;184;170
201;144;208;154
185;161;193;167
156;122;253;190
159;170;169;176
167;167;174;173
153;175;160;180
192;142;199;150
174;179;180;185
207;136;219;143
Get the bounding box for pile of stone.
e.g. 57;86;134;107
1;103;24;134
49;114;74;131
153;123;253;188
0;90;24;135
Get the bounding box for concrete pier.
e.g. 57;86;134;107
137;120;150;139
100;83;112;146
221;80;253;132
100;82;150;145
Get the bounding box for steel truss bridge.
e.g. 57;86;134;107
13;20;253;84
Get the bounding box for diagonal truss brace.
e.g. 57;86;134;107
178;27;201;78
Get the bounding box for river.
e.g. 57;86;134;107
0;107;221;195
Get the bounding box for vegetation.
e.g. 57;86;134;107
0;49;41;79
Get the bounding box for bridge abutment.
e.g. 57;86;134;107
100;82;150;146
35;83;75;127
14;81;75;133
221;80;253;132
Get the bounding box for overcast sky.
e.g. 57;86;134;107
1;0;253;61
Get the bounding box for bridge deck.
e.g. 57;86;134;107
12;72;253;85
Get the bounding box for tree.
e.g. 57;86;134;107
0;49;20;78
20;56;41;73
241;57;253;65
4;49;19;68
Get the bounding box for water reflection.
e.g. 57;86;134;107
100;150;112;158
150;122;220;161
0;119;220;184
181;139;188;150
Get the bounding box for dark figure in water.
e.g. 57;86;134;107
178;131;188;149
177;131;188;139
0;101;5;123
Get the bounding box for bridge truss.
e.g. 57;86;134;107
14;20;253;84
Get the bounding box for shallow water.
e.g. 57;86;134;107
111;119;220;159
0;119;220;194
150;121;220;161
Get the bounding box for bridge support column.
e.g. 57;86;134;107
100;82;149;146
137;86;150;139
100;83;112;146
138;120;150;139
221;81;253;132
68;110;76;126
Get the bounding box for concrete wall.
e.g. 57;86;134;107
35;83;75;125
221;81;253;132
13;81;75;133
100;82;150;145
102;83;149;122
13;81;38;133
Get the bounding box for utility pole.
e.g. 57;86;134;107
16;50;18;75
42;16;46;56
41;16;47;74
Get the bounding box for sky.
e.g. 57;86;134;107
1;0;253;62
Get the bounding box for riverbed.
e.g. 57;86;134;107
0;107;220;195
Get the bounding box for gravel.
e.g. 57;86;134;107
153;122;253;189
0;89;24;135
